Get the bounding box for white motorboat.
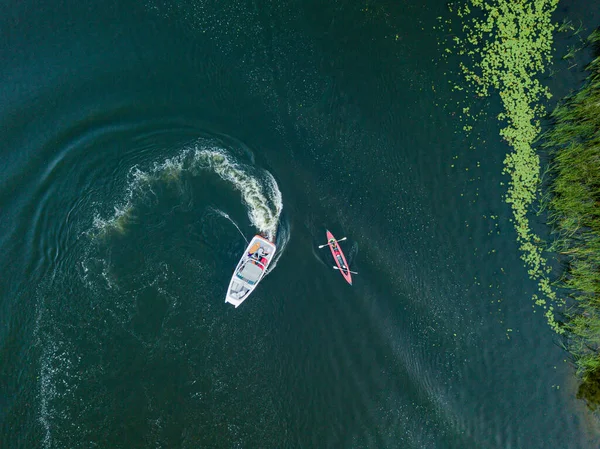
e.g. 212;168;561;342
225;234;276;308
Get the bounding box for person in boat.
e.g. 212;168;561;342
336;254;348;272
249;247;260;259
252;247;269;265
329;239;338;251
329;239;348;271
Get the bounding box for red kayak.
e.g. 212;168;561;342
325;230;352;285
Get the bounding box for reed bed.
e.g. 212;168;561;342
543;29;600;406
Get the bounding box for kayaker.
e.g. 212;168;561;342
336;254;347;271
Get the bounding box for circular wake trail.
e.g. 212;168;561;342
92;139;283;242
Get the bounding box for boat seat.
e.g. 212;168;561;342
237;262;263;284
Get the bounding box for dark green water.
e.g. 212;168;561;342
2;0;600;447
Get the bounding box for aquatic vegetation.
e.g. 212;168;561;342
557;18;575;33
542;29;600;406
562;45;579;60
450;0;561;329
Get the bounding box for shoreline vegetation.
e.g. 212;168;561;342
542;29;600;407
449;0;562;325
448;2;600;405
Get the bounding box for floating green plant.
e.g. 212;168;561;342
450;0;561;330
562;45;579;60
557;18;575;33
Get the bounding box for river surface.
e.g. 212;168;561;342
2;0;600;448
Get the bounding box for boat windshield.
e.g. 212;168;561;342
236;261;264;285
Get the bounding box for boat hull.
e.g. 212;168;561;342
225;235;276;307
326;230;352;285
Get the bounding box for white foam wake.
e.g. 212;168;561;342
191;146;281;241
92;140;283;241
